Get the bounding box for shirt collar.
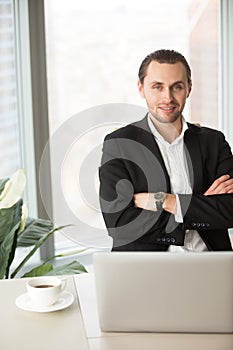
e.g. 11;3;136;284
147;114;188;146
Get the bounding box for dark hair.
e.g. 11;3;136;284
138;49;191;85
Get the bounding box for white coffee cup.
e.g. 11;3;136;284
26;277;67;307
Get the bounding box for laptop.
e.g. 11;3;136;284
93;252;233;333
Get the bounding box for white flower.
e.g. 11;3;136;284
18;204;28;235
0;169;26;209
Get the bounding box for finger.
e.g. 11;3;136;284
222;182;233;194
205;180;233;195
206;175;230;193
213;179;233;193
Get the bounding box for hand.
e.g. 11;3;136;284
134;193;157;211
204;174;233;195
134;192;177;214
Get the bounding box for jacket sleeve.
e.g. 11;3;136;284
179;193;233;230
99;135;185;248
180;131;233;230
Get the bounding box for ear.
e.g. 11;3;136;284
186;81;192;98
137;79;145;98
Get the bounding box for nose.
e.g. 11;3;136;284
162;88;173;102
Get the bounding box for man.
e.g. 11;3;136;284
99;49;233;252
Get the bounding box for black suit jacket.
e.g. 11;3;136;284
99;116;233;251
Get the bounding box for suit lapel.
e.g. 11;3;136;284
133;116;171;192
184;124;204;194
134;117;204;194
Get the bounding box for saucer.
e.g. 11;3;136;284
15;291;74;313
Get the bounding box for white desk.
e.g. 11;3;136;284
1;276;232;350
0;277;88;350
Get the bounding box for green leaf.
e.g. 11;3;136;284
0;178;9;196
21;262;53;278
0;200;22;279
17;217;53;247
5;200;23;278
0;223;20;279
11;225;69;278
45;260;87;276
0;201;22;244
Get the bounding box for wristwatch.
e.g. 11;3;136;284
154;192;166;212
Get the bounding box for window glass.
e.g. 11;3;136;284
0;0;21;178
44;0;220;249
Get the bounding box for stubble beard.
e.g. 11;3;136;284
149;108;182;125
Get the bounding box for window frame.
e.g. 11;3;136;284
14;0;54;259
220;0;233;239
14;0;37;217
220;0;233;147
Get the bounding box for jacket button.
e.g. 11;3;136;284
191;223;196;228
162;237;166;242
196;223;201;228
166;238;171;243
171;238;176;243
156;238;161;242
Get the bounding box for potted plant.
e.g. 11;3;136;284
0;169;87;278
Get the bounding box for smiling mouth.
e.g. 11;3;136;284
159;106;176;112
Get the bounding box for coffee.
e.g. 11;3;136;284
27;277;67;306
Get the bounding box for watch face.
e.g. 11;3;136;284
154;192;165;200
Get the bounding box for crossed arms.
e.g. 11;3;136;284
99;128;233;249
134;174;233;214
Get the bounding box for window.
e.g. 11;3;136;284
189;0;220;129
0;0;21;178
0;0;37;217
1;1;232;265
43;0;222;250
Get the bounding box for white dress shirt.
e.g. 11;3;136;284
147;115;208;252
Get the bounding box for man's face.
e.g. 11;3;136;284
138;61;192;124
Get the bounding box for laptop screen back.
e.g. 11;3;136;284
93;252;233;333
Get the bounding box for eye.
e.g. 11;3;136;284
152;84;163;91
173;84;183;91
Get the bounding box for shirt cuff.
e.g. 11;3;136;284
174;194;183;223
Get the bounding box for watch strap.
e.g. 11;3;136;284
155;200;163;212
